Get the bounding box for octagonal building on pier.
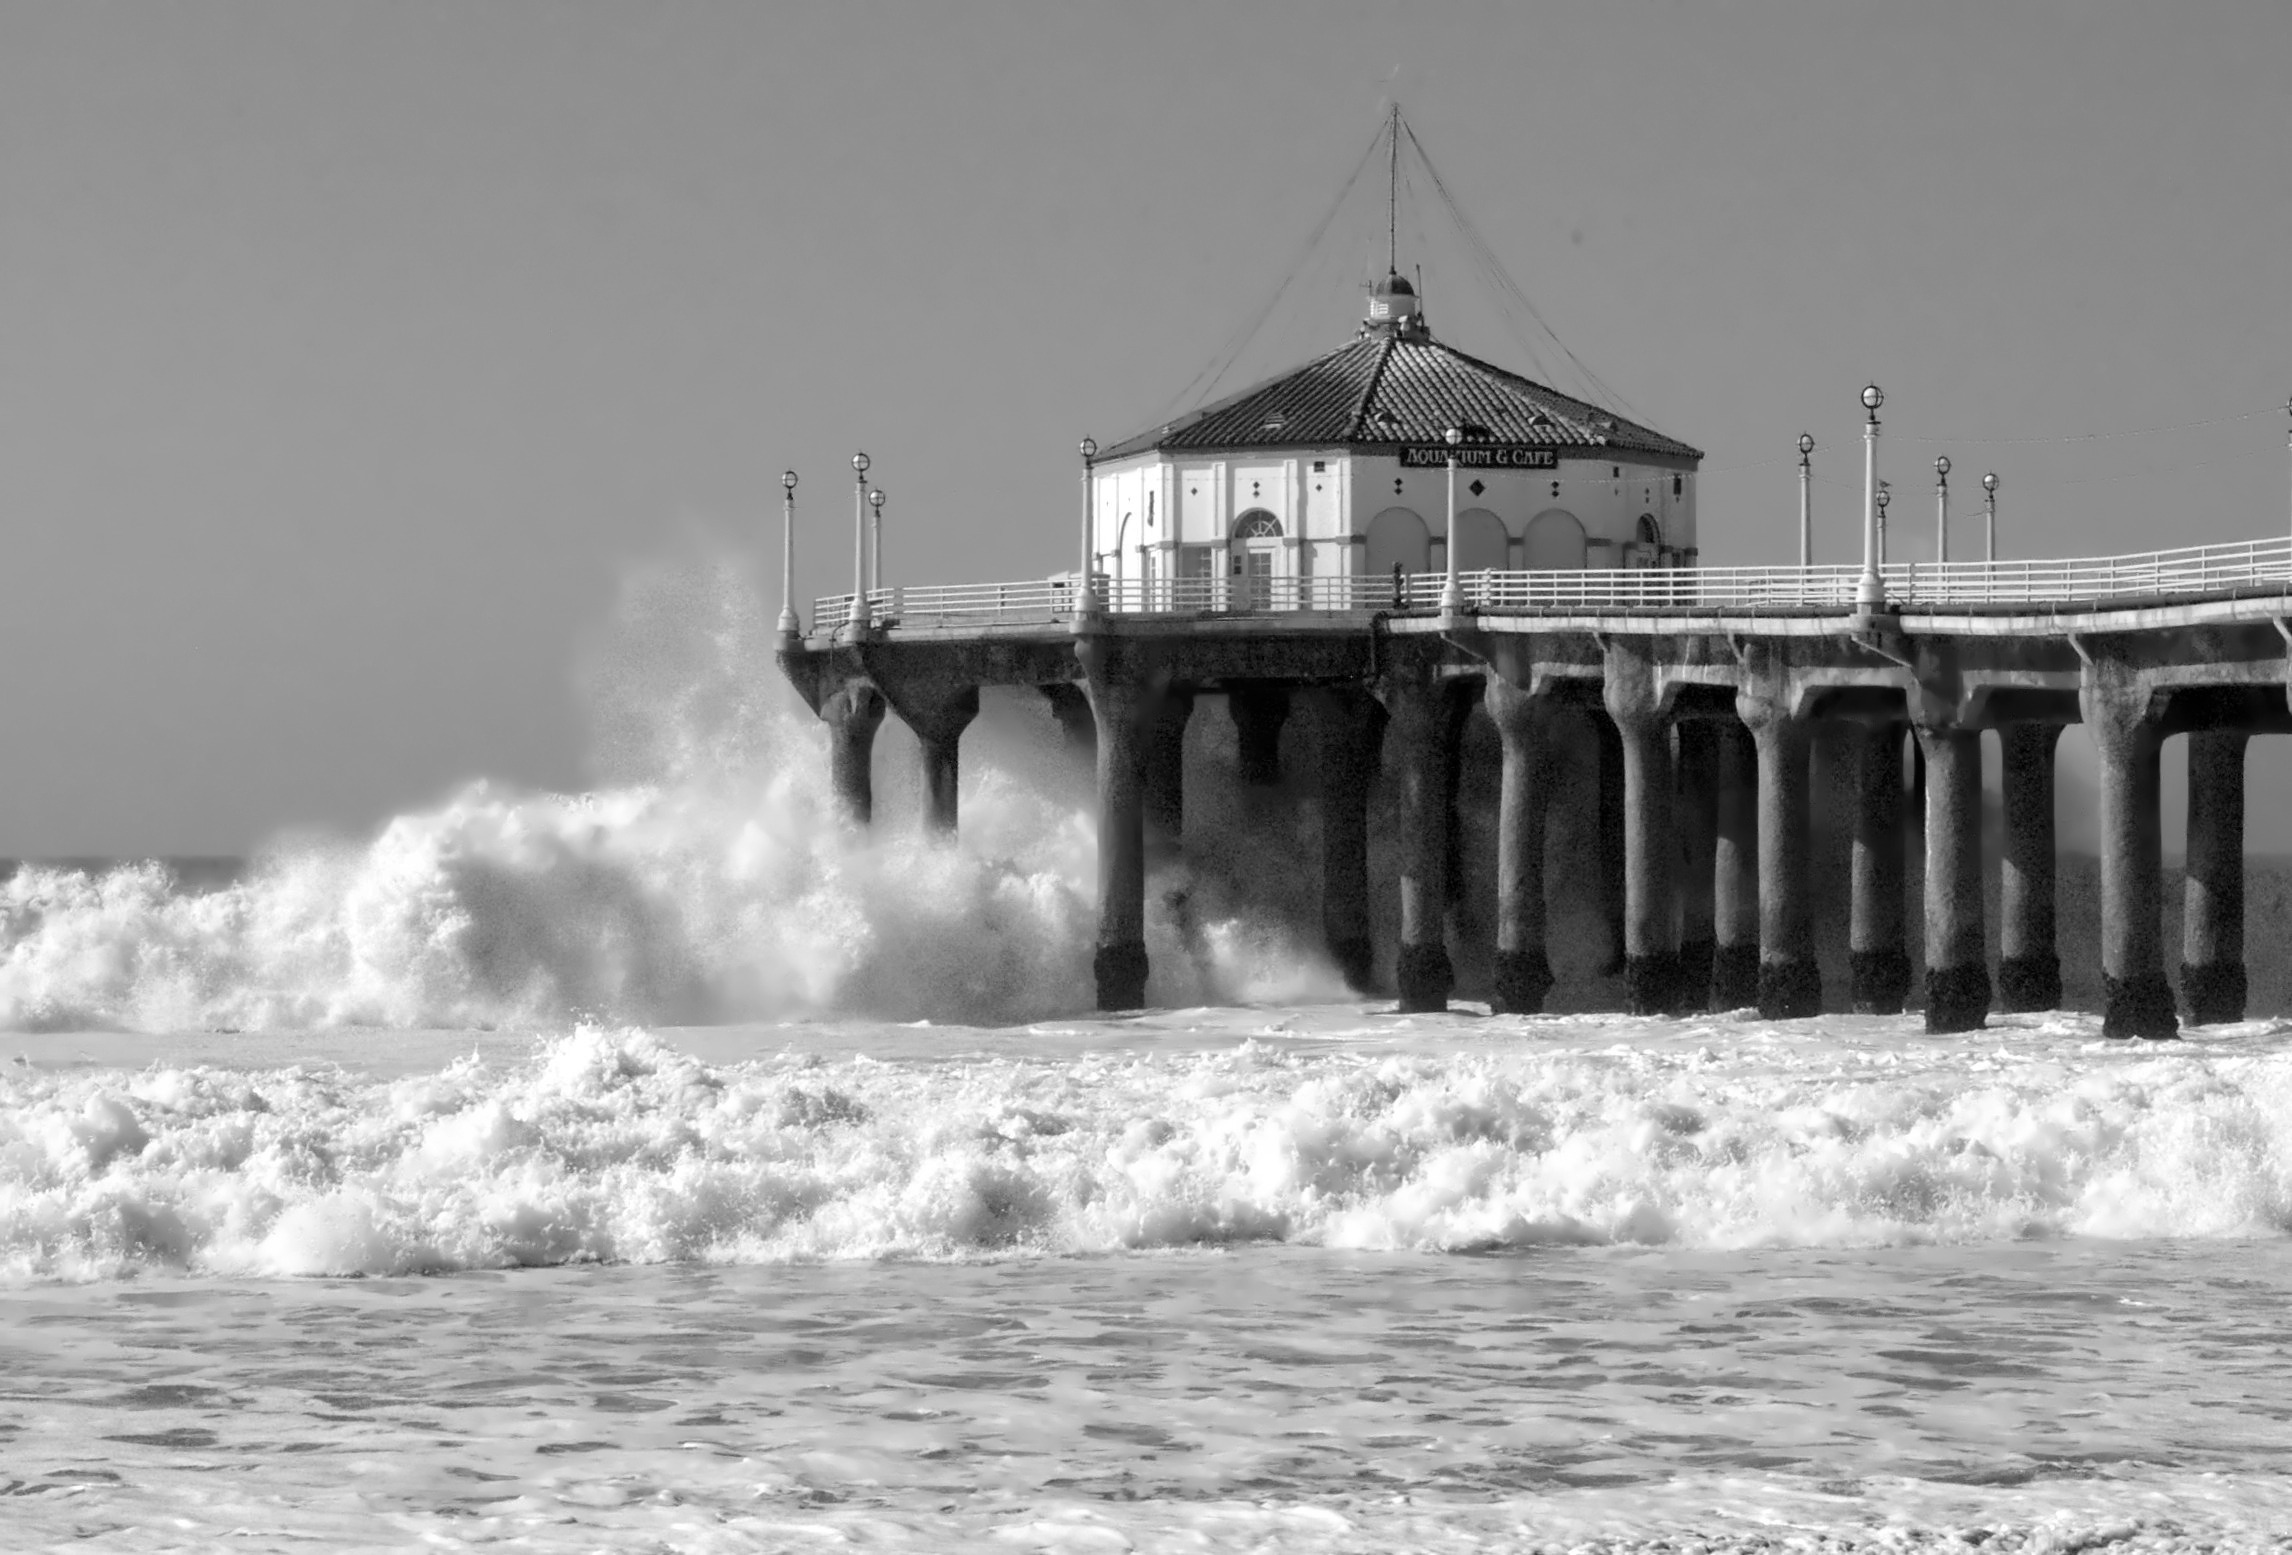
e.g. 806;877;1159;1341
1085;273;1704;608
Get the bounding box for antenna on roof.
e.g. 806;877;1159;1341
1386;103;1400;277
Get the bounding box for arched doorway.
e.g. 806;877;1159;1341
1523;509;1587;570
1233;509;1282;610
1631;513;1663;568
1454;508;1508;572
1365;507;1430;597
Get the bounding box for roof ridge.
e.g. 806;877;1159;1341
1344;332;1399;442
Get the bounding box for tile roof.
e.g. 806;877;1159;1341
1098;333;1700;463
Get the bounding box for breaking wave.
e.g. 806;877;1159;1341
0;557;1344;1033
6;1022;2292;1281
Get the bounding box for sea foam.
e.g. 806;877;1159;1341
5;1021;2290;1282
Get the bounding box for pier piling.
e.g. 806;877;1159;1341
1915;724;1991;1033
2182;728;2249;1025
1485;676;1556;1015
2084;664;2177;1039
1849;720;1911;1014
1605;644;1681;1015
1380;668;1459;1013
1998;722;2064;1011
1307;687;1383;994
820;680;885;825
1712;718;1762;1009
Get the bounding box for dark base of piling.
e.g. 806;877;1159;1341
1757;958;1823;1020
1491;949;1553;1016
2179;961;2247;1027
1996;953;2063;1013
1329;936;1377;997
2102;973;2179;1039
1093;942;1149;1012
1924;964;1991;1033
1395;943;1454;1014
1675;938;1715;1014
1711;944;1761;1010
1850;948;1913;1015
1625;953;1681;1017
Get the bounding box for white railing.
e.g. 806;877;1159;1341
807;535;2292;635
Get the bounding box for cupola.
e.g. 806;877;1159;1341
1365;271;1429;342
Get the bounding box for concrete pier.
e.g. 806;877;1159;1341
2084;667;2177;1039
1080;645;1151;1011
1306;686;1383;994
1605;645;1679;1014
1739;681;1819;1019
820;680;885;824
1593;709;1629;976
1379;668;1459;1013
1145;686;1193;842
1711;718;1761;1009
1997;722;2064;1011
1228;684;1290;787
883;682;978;834
1041;682;1097;757
2182;728;2248;1025
1849;721;1911;1014
1916;725;1990;1032
1484;677;1556;1014
1675;720;1720;1012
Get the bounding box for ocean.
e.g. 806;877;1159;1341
3;585;2290;1550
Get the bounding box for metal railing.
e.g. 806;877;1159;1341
808;535;2292;635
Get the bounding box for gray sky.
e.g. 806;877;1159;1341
2;2;2288;856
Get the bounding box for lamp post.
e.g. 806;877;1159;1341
2284;395;2291;541
777;469;799;638
1983;471;1999;563
847;452;870;632
1077;436;1098;621
1797;432;1815;569
1875;482;1891;574
869;488;885;597
1857;385;1885;611
1934;455;1952;566
1440;424;1465;616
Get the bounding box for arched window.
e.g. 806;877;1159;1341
1233;509;1283;540
1637;513;1662;547
1523;509;1586;570
1364;507;1430;577
1454;508;1508;572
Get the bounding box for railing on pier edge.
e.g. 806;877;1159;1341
809;535;2292;635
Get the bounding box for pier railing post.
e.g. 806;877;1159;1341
1484;674;1558;1015
1998;722;2065;1011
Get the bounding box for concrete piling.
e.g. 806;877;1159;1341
1604;644;1680;1015
885;683;978;834
1849;720;1911;1014
2182;728;2248;1025
1379;668;1458;1013
1711;717;1761;1009
1080;646;1150;1011
820;680;885;825
1675;721;1720;1013
1915;725;1990;1033
1997;722;2064;1011
1484;676;1556;1015
1306;686;1383;995
1738;687;1820;1020
1227;683;1291;787
1593;709;1629;976
1041;682;1097;758
2084;670;2176;1039
1144;686;1193;844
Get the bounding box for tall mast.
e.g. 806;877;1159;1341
1386;104;1399;276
